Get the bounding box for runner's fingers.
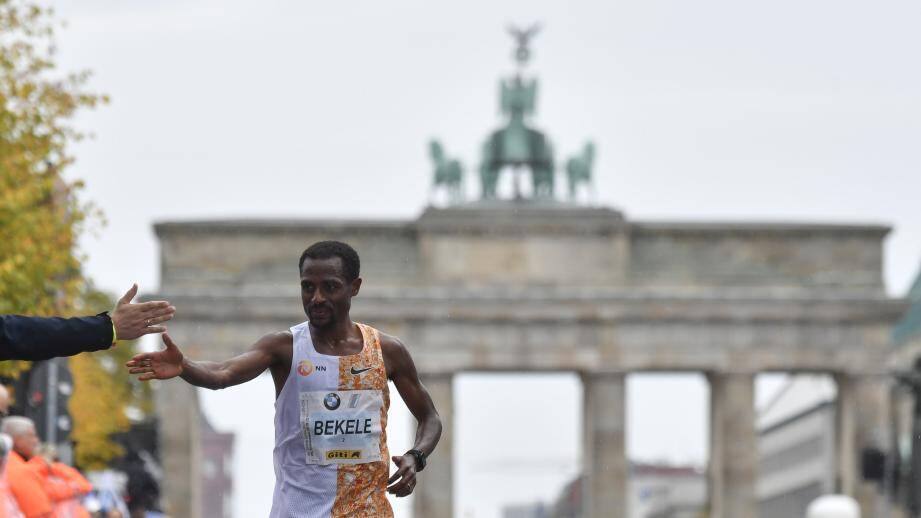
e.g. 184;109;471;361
128;367;153;375
388;483;411;496
386;479;406;493
126;354;153;366
387;466;408;484
138;373;156;382
387;472;415;495
392;478;415;497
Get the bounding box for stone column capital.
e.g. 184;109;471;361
705;370;758;380
580;370;627;381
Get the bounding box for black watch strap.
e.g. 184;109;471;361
406;449;427;471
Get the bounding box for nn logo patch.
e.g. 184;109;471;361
297;360;327;376
326;450;362;460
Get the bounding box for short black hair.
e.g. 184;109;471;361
298;241;360;281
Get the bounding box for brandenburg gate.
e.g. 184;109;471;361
152;28;906;518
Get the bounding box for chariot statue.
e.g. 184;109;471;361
427;24;600;205
478;23;555;200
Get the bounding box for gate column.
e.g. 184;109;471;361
582;372;628;518
157;381;202;518
413;373;454;518
708;372;758;518
836;374;892;517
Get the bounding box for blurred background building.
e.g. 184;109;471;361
757;376;837;518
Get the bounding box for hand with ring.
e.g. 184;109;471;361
387;454;419;497
111;284;176;341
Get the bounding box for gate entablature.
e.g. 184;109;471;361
156;207;890;295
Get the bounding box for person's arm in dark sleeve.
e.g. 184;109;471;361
0;313;115;361
0;284;175;361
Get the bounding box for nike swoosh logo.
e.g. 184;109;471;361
350;366;373;375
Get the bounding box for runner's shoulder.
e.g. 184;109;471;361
377;331;408;355
254;330;294;355
377;331;417;375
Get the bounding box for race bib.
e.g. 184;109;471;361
299;389;384;465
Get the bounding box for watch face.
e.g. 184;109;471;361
409;450;425;469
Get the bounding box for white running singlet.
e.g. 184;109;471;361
270;321;392;518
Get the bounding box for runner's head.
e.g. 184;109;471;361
0;416;39;460
298;241;362;329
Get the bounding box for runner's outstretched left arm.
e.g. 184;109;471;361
382;335;442;497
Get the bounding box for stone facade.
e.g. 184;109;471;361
152;203;907;518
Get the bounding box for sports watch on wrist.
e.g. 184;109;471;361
406;449;427;471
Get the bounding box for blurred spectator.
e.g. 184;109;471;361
0;433;25;518
125;465;163;518
29;445;91;518
0;417;52;517
83;472;128;518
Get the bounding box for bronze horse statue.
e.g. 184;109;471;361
565;142;595;201
429;140;464;204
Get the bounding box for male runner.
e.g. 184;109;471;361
125;241;442;517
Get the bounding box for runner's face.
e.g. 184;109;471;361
300;257;360;328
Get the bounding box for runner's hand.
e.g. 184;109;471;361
387;455;418;497
125;333;185;381
111;283;175;341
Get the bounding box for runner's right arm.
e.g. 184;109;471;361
126;332;287;390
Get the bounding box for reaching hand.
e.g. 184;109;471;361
111;283;175;341
125;333;185;381
386;455;418;497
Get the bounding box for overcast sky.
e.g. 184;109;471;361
45;0;921;516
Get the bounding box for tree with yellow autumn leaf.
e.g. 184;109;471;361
0;0;148;469
0;2;101;378
69;290;155;469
